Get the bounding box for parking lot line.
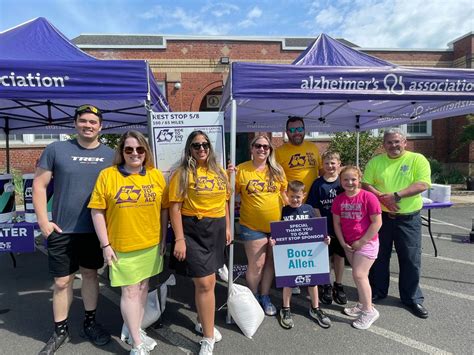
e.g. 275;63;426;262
321;308;452;354
428;218;471;231
390;276;474;301
422;253;474;266
368;326;452;355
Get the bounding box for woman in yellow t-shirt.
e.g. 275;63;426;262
88;131;167;354
236;135;288;316
169;130;231;354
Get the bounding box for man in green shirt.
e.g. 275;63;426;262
362;128;431;319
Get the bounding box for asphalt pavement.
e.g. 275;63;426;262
1;203;473;354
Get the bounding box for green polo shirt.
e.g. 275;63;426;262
363;151;431;213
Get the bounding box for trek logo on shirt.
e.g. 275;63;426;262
71;156;105;164
114;185;142;204
245;179;277;194
288;152;316;169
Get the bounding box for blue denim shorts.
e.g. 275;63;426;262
239;224;270;241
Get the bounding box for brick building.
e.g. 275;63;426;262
1;33;472;175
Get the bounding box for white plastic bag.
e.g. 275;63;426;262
121;274;176;343
227;283;264;339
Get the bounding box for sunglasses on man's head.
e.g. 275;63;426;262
287;127;304;133
75;104;102;117
124;146;146;154
253;143;270;151
191;142;210;150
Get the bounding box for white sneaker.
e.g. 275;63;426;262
195;323;222;342
124;329;157;351
344;303;363;317
352;307;380;330
217;264;229;282
199;338;214;355
130;342;150;355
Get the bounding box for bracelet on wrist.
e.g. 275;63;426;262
175;238;185;242
101;243;111;249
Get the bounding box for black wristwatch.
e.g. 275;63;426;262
394;192;402;202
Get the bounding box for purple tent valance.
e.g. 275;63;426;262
221;34;474;133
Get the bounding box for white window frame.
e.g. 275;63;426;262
0;133;67;147
404;121;432;137
156;81;166;98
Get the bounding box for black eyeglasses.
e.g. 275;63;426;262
75;104;102;118
124;146;146;154
253;143;270;151
191;142;210;150
287;127;304;133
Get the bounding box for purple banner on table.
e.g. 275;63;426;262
271;218;327;245
271;218;330;288
0;223;35;253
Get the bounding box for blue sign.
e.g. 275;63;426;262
271;218;330;288
0;223;35;253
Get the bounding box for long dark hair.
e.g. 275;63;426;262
175;130;229;198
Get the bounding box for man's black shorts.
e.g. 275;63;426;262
47;232;104;277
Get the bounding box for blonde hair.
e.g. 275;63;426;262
322;150;341;162
250;135;285;185
175;130;229;198
339;165;363;187
113;130;154;168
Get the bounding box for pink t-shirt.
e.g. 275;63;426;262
331;189;381;244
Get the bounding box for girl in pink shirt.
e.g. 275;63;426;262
332;166;382;330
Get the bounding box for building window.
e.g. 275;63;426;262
0;133;23;142
33;134;61;140
406;121;431;136
156;81;166;98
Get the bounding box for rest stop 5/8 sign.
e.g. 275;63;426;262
271;217;330;288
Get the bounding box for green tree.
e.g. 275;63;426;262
67;133;121;149
99;134;121;149
451;114;474;157
327;131;383;171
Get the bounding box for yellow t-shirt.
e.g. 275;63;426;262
363;151;431;213
168;166;229;218
275;140;322;192
236;160;288;233
88;166;167;253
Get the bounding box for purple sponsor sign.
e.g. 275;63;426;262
271;218;330;288
0;223;35;253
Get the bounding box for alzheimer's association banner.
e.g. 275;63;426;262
150;112;225;180
271;218;330;288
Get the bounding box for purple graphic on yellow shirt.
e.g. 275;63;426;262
114;185;141;204
245;179;277;194
288;152;316;169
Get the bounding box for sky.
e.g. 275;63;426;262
0;0;472;49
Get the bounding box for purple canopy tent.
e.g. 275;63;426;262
220;34;474;321
0;17;169;171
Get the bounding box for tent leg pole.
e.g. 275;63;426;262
226;99;237;324
5;119;10;174
145;100;157;166
356;131;360;168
